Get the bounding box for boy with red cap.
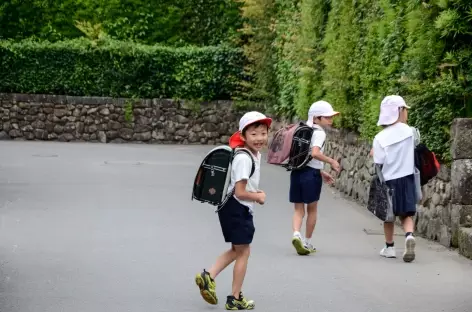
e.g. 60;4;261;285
195;111;272;310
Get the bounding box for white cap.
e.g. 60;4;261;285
307;101;339;126
229;111;272;148
238;111;272;131
377;95;411;126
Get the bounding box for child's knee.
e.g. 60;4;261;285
306;202;318;213
233;244;250;257
294;203;305;214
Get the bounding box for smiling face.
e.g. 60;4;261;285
241;122;269;153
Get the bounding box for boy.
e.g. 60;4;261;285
195;111;271;310
372;95;418;262
290;101;341;255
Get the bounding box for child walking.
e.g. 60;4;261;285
195;111;271;310
372;95;418;262
290;101;341;255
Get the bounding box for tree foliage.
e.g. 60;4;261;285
0;0;243;46
240;0;472;162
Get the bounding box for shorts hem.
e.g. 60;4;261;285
290;198;320;204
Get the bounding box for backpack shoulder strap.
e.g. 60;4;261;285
215;148;255;213
234;148;256;178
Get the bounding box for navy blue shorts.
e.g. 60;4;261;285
289;167;322;204
386;174;417;217
217;196;255;245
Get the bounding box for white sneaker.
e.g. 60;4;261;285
403;235;416;263
380;246;396;258
292;233;310;255
304;241;317;253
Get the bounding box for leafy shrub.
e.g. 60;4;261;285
0;38;245;101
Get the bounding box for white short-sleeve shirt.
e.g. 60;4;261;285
307;125;326;170
373;123;415;181
226;149;261;214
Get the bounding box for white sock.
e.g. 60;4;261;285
293;231;301;238
305;238;312;244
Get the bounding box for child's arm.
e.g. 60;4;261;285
234;180;265;204
372;139;385;165
311;147;340;173
310;130;340;172
232;153;265;204
320;170;335;185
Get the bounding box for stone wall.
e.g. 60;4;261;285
450;119;472;259
322;129;455;248
0;93;244;144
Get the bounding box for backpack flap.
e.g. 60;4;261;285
192;146;255;207
267;123;298;165
192;146;234;206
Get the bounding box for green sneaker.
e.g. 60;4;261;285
225;292;255;310
195;269;218;305
292;235;310;255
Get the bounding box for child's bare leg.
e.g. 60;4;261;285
292;203;305;233
401;216;414;233
231;244;251;298
305;201;318;240
208;247;237;279
384;222;395;244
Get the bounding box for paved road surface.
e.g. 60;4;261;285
0;141;471;312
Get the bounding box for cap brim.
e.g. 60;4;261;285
229;131;245;148
322;111;340;117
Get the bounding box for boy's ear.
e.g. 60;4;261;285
239;132;246;142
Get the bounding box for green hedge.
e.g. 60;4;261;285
0;38;245;101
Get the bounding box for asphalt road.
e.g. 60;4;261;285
0;141;471;312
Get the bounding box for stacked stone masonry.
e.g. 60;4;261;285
1;93;471;259
450;119;472;259
0;93;242;145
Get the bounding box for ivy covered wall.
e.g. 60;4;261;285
240;0;472;162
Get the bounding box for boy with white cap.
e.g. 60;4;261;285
195;111;271;309
290;101;341;255
372;95;418;262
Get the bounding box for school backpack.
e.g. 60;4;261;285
414;143;440;186
267;122;320;171
410;126;440;186
192;146;255;208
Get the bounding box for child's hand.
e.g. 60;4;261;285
321;171;335;185
256;190;266;205
330;159;341;173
